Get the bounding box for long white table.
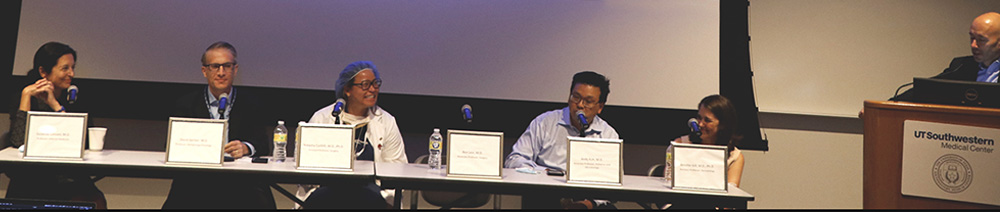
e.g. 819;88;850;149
0;147;374;184
376;162;755;209
0;148;755;209
0;147;375;206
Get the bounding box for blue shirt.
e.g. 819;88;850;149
976;59;1000;83
205;87;234;120
204;87;255;156
504;107;620;171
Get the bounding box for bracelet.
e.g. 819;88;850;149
56;106;65;112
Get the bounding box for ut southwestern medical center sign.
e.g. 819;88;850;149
901;120;1000;206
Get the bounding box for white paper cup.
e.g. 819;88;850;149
88;127;107;151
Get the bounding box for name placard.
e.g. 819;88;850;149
295;122;356;171
566;136;623;186
165;117;226;166
23;111;88;160
446;129;503;179
670;142;727;192
901;120;1000;206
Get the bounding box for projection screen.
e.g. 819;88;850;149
14;0;719;110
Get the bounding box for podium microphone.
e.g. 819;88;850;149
461;104;473;123
218;93;228;119
67;85;79;104
688;118;702;143
331;98;345;124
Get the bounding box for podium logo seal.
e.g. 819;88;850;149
932;154;973;193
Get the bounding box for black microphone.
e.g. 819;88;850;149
576;110;590;132
889;63;965;101
331;98;345;124
688;118;702;143
461;104;472;123
893;63;967;101
934;62;965;79
66;85;78;104
891;82;914;101
218;93;228;118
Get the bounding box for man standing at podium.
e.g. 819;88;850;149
862;12;1000;117
504;71;619;209
893;12;1000;101
163;41;275;209
966;12;1000;83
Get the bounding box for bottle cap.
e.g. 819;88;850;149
433;128;440;132
278;120;285;125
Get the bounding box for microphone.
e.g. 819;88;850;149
891;82;914;101
218;93;228;118
688;118;702;143
461;104;472;123
935;63;965;79
893;63;967;100
331;98;345;124
331;98;345;116
66;85;78;104
576;110;590;131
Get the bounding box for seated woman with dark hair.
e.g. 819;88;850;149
672;94;745;187
666;94;745;209
4;42;106;209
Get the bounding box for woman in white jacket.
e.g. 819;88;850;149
296;61;407;209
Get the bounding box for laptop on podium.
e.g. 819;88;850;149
912;77;1000;108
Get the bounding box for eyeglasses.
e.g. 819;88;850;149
351;79;383;90
203;62;237;72
569;93;599;108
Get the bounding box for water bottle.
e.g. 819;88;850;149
664;145;673;187
428;128;443;169
272;120;288;163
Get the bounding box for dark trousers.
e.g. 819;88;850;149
162;177;276;209
301;182;387;209
521;194;618;209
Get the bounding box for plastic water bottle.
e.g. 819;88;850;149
428;128;443;169
664;145;673;187
272;120;287;163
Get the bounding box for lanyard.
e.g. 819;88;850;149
204;87;236;119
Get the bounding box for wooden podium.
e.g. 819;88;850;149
863;100;1000;209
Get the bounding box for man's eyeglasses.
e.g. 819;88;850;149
203;62;237;72
569;93;599;108
351;79;383;90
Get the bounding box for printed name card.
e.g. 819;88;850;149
446;130;503;179
165;117;227;166
23;112;88;160
295;123;356;171
670;142;728;192
566;136;623;186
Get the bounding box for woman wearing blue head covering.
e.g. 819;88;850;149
295;61;407;209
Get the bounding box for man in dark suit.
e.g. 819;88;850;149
893;12;1000;101
161;41;275;209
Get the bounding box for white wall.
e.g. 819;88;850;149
751;0;1000;116
742;128;863;209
